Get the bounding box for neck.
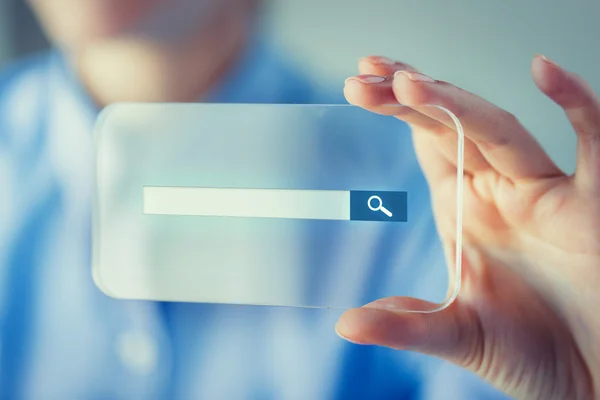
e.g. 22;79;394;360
72;5;251;107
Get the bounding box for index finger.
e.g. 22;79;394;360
392;70;564;182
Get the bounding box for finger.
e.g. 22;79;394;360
531;54;600;191
392;70;564;182
344;74;491;174
344;74;397;106
358;55;418;76
354;56;491;174
356;56;432;117
355;56;439;119
335;297;483;370
344;75;440;120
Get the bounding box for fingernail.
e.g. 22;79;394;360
370;56;398;65
394;70;436;83
362;299;399;311
335;325;372;345
345;75;386;85
537;54;558;67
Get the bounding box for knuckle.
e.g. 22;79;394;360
501;110;520;126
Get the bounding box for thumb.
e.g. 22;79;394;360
335;297;484;370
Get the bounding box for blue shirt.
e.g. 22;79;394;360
0;38;508;399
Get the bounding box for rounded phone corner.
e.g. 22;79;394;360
92;102;142;149
431;285;461;313
93;103;122;137
91;262;123;300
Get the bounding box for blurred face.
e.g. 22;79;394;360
28;0;224;50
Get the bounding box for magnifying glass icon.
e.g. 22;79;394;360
367;195;393;218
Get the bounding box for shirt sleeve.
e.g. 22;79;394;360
0;55;49;325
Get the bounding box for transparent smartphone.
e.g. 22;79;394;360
92;103;463;312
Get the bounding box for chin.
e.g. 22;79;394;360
31;0;163;49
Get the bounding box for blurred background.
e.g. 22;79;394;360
0;2;598;397
1;0;599;171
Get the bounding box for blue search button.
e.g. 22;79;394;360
350;191;407;222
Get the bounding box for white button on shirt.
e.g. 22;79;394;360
116;331;159;376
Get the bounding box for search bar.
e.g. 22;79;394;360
143;187;407;222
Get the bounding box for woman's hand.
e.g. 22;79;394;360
337;55;600;400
